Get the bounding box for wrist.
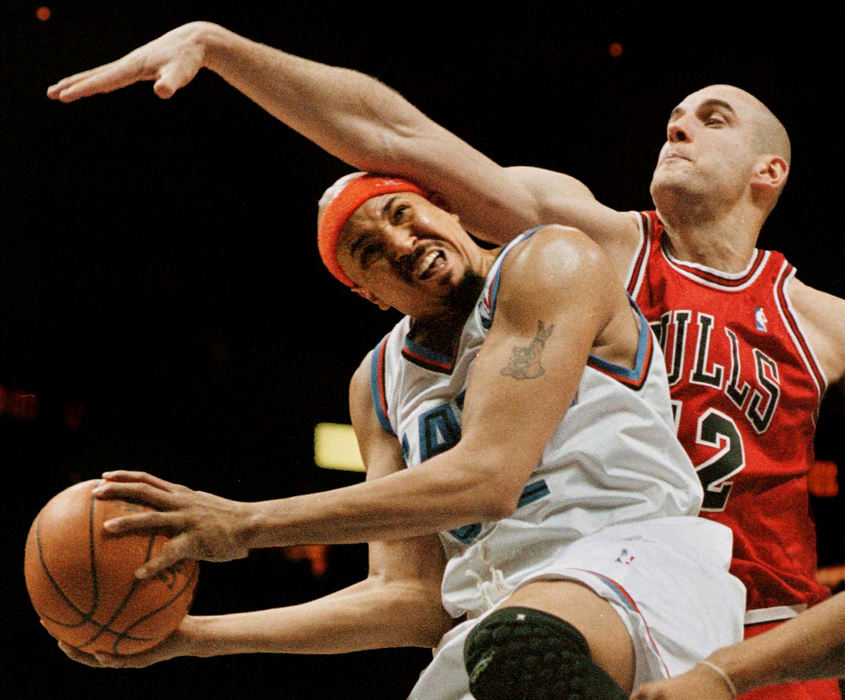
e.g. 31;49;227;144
696;659;738;698
197;22;248;74
233;501;269;552
180;615;232;658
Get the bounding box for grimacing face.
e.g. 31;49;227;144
335;192;483;319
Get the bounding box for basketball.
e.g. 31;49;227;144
24;479;199;656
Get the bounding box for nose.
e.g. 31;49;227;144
667;116;690;143
387;230;417;264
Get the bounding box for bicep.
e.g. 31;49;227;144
456;229;612;497
507;166;642;281
788;278;845;386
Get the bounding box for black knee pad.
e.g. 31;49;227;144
464;606;627;700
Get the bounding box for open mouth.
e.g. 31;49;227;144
417;249;447;281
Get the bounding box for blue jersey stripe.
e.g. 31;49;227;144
587;299;652;389
369;337;396;436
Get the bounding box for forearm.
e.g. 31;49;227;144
198;23;431;176
710;594;845;693
244;451;508;549
197;23;547;242
184;578;448;657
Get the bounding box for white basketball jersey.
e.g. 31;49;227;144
369;230;705;618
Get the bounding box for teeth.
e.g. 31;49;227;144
418;250;441;277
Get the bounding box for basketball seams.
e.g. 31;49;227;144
77;527;158;650
26;480;199;655
33;510;97;628
112;559;200;654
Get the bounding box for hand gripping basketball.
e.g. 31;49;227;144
94;471;252;580
25;480;200;655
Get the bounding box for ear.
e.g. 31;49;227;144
751;155;789;192
351;286;392;311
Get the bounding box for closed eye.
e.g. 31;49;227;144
359;242;383;268
391;204;409;224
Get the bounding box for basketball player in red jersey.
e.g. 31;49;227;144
48;22;845;698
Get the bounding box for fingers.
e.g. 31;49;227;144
99;510;193;580
47;26;206;103
134;532;194;580
47;58;151;103
102;508;178;534
97;473;183;512
57;641;130;669
101;469;178;491
57;641;162;669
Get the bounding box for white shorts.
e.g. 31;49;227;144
408;517;745;699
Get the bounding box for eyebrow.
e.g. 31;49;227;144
347;195;399;259
348;231;372;260
382;195;398;216
669;98;737;121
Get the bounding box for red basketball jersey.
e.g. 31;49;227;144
627;211;830;620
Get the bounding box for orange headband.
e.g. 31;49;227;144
317;174;428;286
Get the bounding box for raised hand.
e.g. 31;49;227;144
47;22;214;103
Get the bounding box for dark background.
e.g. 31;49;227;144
2;2;843;698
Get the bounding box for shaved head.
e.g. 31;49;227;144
700;84;791;165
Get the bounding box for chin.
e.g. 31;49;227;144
444;268;486;316
651;177;700;207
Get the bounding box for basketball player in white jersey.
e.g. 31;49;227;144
62;170;743;699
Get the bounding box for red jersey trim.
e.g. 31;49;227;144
626;211;653;297
772;263;827;405
662;247;770;290
634;211;773;291
570;567;671;677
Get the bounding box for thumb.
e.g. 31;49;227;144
152;60;200;99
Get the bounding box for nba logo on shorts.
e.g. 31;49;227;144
754;307;768;332
615;548;635;565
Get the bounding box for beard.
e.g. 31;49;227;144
443;266;487;318
409;265;487;353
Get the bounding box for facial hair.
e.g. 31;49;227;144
444;266;487;318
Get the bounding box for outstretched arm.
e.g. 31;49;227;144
630;591;845;699
47;22;638;271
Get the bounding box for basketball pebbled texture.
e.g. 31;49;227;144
24;479;199;656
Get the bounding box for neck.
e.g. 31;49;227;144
656;200;763;272
410;246;499;354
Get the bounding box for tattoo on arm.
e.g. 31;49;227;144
501;320;554;380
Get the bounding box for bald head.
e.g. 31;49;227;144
696;84;791;165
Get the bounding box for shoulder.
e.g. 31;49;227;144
502;225;620;296
786;276;845;385
494;225;622;331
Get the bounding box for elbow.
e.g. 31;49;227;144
376;578;453;647
464;471;522;522
476;494;519;522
